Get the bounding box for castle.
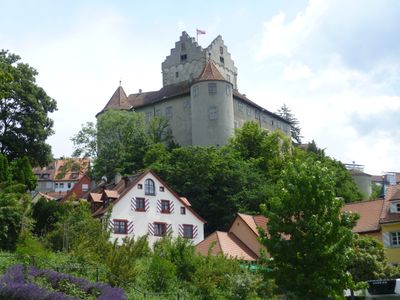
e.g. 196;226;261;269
98;32;290;146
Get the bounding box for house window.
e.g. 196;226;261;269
42;174;49;179
183;225;193;239
180;207;186;215
180;54;187;63
60;183;64;189
136;197;145;211
165;106;173;119
208;83;217;95
154;222;167;236
144;179;155;195
55;183;59;188
390;201;400;213
155;109;161;117
67;183;72;189
114;220;127;234
175;72;179;78
137;184;143;189
161;200;170;213
193;85;198;97
391;232;400;247
219;56;224;64
220;46;223;54
159;186;165;192
225;84;231;96
209;106;218;120
82;184;89;192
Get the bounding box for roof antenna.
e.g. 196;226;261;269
119;79;122;87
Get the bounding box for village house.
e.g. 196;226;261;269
88;170;205;247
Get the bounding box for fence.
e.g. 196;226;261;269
0;252;185;299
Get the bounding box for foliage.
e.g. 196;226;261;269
10;156;37;190
147;116;174;145
0;50;57;167
276;103;302;144
95;109;149;179
32;197;64;236
348;234;389;284
370;183;383;200
261;156;359;299
71;121;97;158
0;153;10;182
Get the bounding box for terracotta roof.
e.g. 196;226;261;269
180;197;191;206
380;185;400;224
103;190;119;199
196;231;258;261
89;193;102;203
35;192;56;202
341;199;385;233
235;213;268;237
195;60;226;82
101;86;130;111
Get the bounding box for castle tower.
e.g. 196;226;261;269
190;60;234;147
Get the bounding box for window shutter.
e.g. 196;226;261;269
170;201;174;214
193;225;198;239
127;221;134;234
178;224;183;237
148;223;154;236
157;200;161;213
167;224;173;235
383;232;391;247
390;202;397;213
130;197;136;211
108;220;114;232
145;198;150;211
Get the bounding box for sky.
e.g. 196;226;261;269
1;0;399;175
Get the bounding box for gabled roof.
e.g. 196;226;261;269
103;190;119;199
196;231;258;261
380;185;400;224
101;86;130;111
60;174;91;203
195;60;226;82
342;199;385;233
231;213;268;237
88;193;102;203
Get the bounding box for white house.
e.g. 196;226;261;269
90;170;205;246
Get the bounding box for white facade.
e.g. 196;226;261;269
106;172;205;246
54;181;75;192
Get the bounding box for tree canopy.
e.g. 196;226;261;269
0;50;57;166
276;103;302;144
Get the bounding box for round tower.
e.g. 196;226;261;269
190;60;234;147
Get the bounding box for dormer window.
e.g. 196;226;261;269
144;179;155;195
390;201;400;213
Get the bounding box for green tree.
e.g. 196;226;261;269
370;183;382;200
147;116;174;145
261;156;358;299
71;121;97;158
0;153;10;182
95;109;149;179
276;103;302;144
0;50;57;166
32;197;63;236
10;156;36;190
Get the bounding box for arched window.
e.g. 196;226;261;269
144;179;155;195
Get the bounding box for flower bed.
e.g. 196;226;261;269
0;265;126;300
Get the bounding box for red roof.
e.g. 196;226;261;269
195;60;226;82
342;199;385;233
234;213;268;237
380;185;400;224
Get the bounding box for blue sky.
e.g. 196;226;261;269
1;0;399;174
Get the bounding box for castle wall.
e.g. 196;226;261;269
191;81;234;147
135;95;192;146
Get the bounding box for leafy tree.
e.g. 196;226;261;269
0;153;10;182
31;197;63;236
261;156;358;299
0;50;57;166
276;103;302;144
95;109;149;179
10;156;36;190
147;116;174;145
370;183;382;200
71;121;97;158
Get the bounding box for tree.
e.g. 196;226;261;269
71;121;97;158
94;109;149;179
10;156;36;191
0;50;57;166
261;156;358;299
0;153;10;182
276;103;302;144
147;117;174;145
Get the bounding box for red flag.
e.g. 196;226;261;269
196;29;206;35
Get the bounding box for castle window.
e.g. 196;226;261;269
238;102;245;112
246;106;252;116
181;43;186;51
155;109;161;117
262;114;268;123
165;106;173;119
226;74;230;82
209;106;218;120
220;56;224;64
220;46;223;54
144;179;156;195
271;120;274;126
175;72;179;78
208;83;217;95
255;110;260;120
193;85;198;97
225;85;231;96
180;54;187;63
146;111;152;122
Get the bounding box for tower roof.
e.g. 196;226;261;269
101;86;130;112
195;60;226;82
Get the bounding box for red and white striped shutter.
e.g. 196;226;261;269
127;221;134;234
178;224;184;237
170;201;174;214
157;200;161;213
192;225;198;239
167;224;173;235
108;220;114;232
148;223;154;236
145;199;150;211
130;197;136;211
